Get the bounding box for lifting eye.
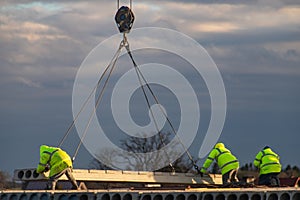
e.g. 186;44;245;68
115;6;135;33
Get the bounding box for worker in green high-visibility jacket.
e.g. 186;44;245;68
254;146;281;186
200;143;239;185
36;145;79;190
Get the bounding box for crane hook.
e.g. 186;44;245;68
115;0;135;33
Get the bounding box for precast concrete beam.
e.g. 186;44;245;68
1;188;300;200
13;169;222;185
96;192;140;200
138;188;300;200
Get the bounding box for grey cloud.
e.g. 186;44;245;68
200;28;300;47
203;32;300;74
148;0;258;5
148;0;300;6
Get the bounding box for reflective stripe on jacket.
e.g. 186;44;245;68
36;145;73;177
200;146;239;175
253;148;281;175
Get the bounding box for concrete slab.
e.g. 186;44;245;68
13;169;222;185
1;187;300;200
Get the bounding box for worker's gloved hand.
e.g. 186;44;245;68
194;165;200;173
193;164;203;176
44;166;50;172
199;172;204;177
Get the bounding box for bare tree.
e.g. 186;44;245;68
91;132;196;172
0;170;11;189
89;147;116;170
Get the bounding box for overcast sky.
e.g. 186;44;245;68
1;0;300;175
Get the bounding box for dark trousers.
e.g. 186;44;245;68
222;169;239;185
258;173;280;186
49;167;78;190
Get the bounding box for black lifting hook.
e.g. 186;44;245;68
115;0;135;33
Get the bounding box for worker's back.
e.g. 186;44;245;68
213;143;239;174
254;147;281;175
37;145;73;177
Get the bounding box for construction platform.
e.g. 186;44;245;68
1;187;300;200
4;169;300;200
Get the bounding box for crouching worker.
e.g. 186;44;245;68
36;145;79;190
254;146;281;186
200;143;239;185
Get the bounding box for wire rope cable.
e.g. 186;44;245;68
124;41;175;171
57;43;124;148
124;42;200;171
72;44;122;161
117;0;132;9
56;0;200;172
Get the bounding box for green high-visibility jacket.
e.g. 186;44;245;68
200;143;239;175
254;148;281;175
36;145;73;177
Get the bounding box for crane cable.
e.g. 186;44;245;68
117;0;132;10
71;40;125;161
122;35;175;172
58;45;119;147
59;0;200;173
58;40;124;162
114;1;178;171
58;0;134;162
124;40;201;173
